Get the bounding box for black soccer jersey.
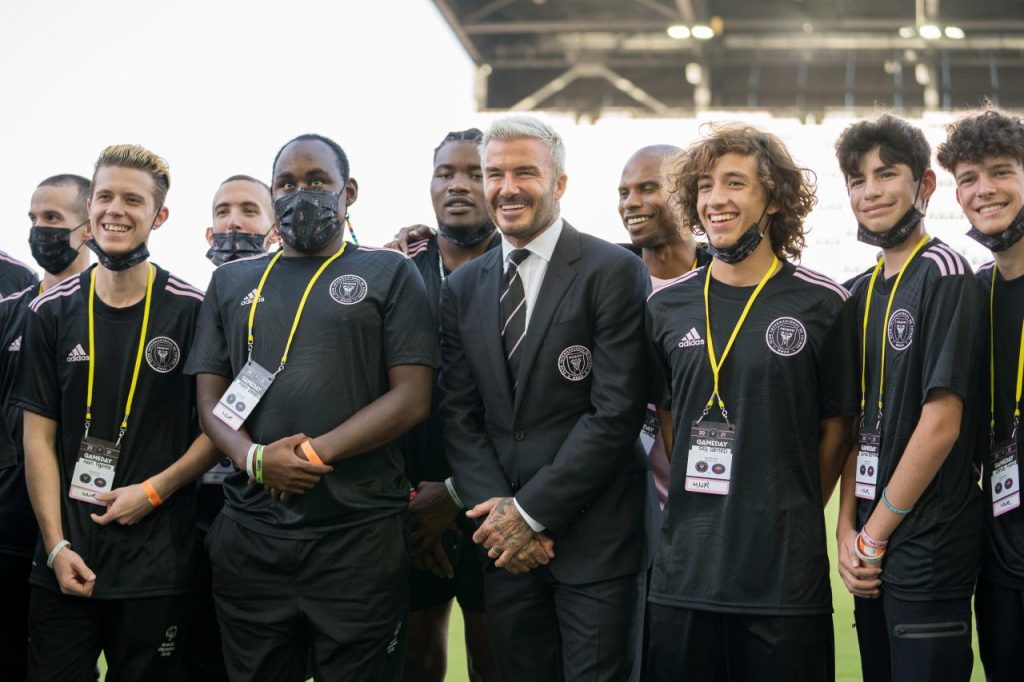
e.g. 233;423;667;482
184;244;440;539
403;232;500;486
11;264;203;598
848;238;984;601
0;285;38;557
647;261;858;615
0;251;37;298
975;262;1024;590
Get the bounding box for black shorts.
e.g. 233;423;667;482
0;553;32;681
974;578;1024;682
854;592;973;682
207;513;408;682
409;520;485;613
27;586;187;682
645;603;834;682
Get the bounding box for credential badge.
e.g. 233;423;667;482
765;317;807;357
558;345;592;381
145;336;180;373
329;275;368;305
887;309;915;350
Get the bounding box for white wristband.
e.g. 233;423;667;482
445;477;465;510
46;540;71;569
246;443;259;479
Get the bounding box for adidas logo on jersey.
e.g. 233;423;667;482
7;336;21;352
239;289;264;307
66;344;89;362
678;327;705;348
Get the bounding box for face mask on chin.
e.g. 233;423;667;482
856;179;925;249
438;221;496;248
704;204;770;265
85;210;160;272
206;230;267;265
274;189;343;254
28;220;87;274
965;205;1024;253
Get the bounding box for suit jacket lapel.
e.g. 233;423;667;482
512;222;581;417
477;249;516;406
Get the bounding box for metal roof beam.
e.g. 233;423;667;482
431;0;483;63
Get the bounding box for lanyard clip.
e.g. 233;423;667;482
83;420;91;440
1013;417;1020;442
115;426;126;449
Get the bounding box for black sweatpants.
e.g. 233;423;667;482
975;578;1024;682
854;592;973;682
187;529;227;681
0;553;32;681
207;513;408;682
644;602;835;682
27;586;187;682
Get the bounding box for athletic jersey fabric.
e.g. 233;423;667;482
975;261;1024;590
848;238;984;601
0;286;39;557
647;261;857;615
12;264;203;598
184;246;440;539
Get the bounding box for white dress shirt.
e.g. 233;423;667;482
500;217;564;533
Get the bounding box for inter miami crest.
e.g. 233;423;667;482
765;317;807;357
329;274;368;305
145;336;180;373
557;345;592;381
887;309;915;350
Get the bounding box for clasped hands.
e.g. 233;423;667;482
468;496;554;575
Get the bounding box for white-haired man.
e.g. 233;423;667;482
439;115;650;681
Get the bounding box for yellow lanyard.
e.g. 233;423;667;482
988;265;1024;442
859;235;931;425
702;254;779;420
85;264;155;446
247;242;347;374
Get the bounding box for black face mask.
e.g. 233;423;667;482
705;205;770;265
86;239;150;272
274;189;342;254
438;221;496;248
965;205;1024;253
206;231;267;266
856;180;925;249
28;221;86;274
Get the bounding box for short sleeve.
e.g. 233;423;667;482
382;258;441;369
817;296;859;419
183;273;233;378
11;305;60;420
919;272;984;401
646;301;672;409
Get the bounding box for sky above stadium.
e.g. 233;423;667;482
0;1;986;288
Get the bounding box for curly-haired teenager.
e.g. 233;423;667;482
938;107;1024;682
645;123;858;681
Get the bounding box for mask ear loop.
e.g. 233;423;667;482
345;214;360;246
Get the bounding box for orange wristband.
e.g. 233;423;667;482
300;440;324;465
142;479;163;507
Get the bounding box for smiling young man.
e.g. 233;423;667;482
834;114;984;682
13;145;218;681
439;115;650;682
186;133;438;682
402;128;500;682
0;173;91;681
646;124;856;680
937;108;1024;682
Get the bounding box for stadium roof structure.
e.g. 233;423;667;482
431;0;1024;120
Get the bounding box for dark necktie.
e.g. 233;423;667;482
501;249;530;391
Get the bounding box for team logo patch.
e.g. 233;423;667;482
557;345;592;381
887;309;915;350
145;336;180;373
765;317;807;356
329;275;368;305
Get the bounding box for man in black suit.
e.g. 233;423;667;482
439;115;650;681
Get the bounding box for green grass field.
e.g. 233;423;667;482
99;497;985;680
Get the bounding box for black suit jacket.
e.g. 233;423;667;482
439;222;649;585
